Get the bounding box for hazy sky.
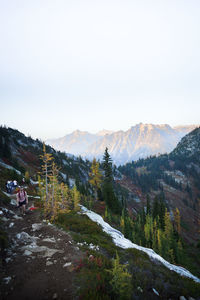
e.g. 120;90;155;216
0;0;200;140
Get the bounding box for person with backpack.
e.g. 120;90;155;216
17;186;28;215
6;181;11;193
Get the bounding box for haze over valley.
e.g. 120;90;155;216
46;123;198;165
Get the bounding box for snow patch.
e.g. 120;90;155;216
30;179;39;185
152;288;159;296
80;206;200;283
0;160;21;174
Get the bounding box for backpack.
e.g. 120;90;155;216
18;190;26;201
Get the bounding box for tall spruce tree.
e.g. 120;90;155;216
102;148;120;213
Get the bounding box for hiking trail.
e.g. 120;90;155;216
0;193;84;300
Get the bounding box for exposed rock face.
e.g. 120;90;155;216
46;124;198;165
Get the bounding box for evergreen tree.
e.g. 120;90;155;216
174;208;181;235
146;194;151;215
72;185;81;212
152;196;159;220
108;252;132;300
144;214;153;247
102;148;120;213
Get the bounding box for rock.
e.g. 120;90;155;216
24;250;32;256
188;297;196;300
5;257;12;263
13;215;23;220
2;217;9;221
43;248;64;258
89;255;94;261
16;232;36;243
1;207;9;213
0;210;3;215
46;261;53;266
32;223;43;231
3;277;12;284
137;286;143;293
63;262;72;267
180;297;187;300
10;199;17;206
22;244;64;258
9;222;14;228
52;293;58;299
43;237;56;243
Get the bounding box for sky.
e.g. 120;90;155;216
0;0;200;140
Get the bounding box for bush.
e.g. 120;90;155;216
75;253;112;299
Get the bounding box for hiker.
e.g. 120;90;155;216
6;181;12;193
10;181;15;194
17;186;28;215
13;180;18;189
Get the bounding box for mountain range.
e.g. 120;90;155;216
46;123;199;165
0;125;200;298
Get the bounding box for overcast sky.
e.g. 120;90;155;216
0;0;200;140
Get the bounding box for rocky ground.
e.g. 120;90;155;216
0;195;84;300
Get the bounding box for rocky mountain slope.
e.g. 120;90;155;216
118;127;200;245
1;190;200;299
0;126;92;193
46;123;198;165
0;125;200;299
0;193;84;300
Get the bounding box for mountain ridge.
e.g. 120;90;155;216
46;123;199;165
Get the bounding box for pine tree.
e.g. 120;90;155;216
177;239;183;263
102;148;120;213
25;171;30;183
39;143;54;216
120;208;126;234
38;145;73;220
108;252;132;300
174;208;181;235
146;194;151;215
144;214;153;247
89;158;102;200
152;196;159;220
164;209;173;240
72;185;80;212
164;209;175;261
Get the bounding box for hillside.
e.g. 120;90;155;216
1;125;200;299
46;123;198;165
1;189;200;299
0;126;92;195
118;128;200;244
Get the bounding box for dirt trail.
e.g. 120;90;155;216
0;195;84;300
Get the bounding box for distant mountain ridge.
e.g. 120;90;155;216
46;123;199;165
